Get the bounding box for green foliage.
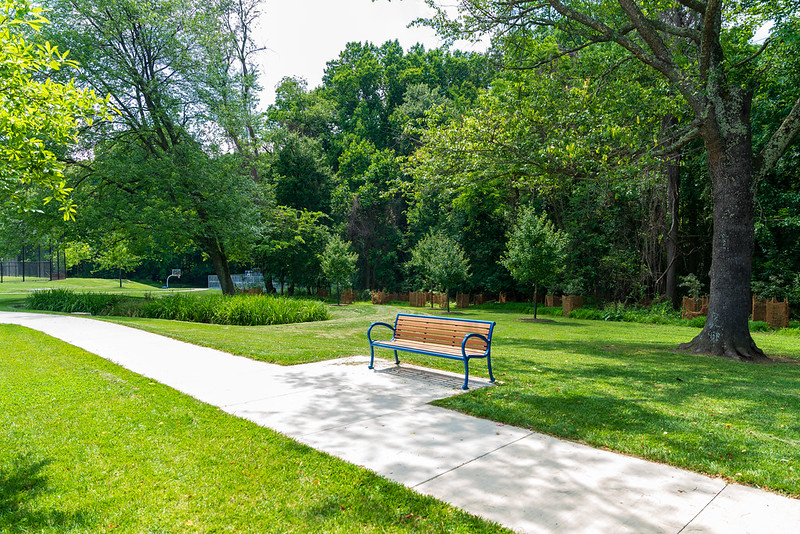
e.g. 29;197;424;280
267;131;333;213
752;274;800;302
254;207;329;291
319;236;358;304
749;321;772;333
26;288;123;315
25;289;329;326
410;231;470;295
332;137;405;290
680;274;704;300
139;294;329;326
0;0;108;218
502;208;567;290
42;0;268;294
93;235;143;287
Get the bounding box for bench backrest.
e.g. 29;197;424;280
394;314;494;352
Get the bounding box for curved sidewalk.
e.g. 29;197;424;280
2;311;798;533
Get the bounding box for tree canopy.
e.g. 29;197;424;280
416;0;800;360
0;0;107;219
502;208;567;318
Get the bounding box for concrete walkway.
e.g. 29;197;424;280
2;311;798;533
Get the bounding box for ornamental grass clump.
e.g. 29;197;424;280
139;293;218;323
26;289;123;315
139;294;329;326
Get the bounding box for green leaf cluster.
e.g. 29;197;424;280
0;0;108;219
501;208;567;291
409;230;470;307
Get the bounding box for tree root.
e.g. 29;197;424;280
677;333;770;363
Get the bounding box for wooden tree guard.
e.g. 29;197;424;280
456;293;470;308
545;295;562;307
409;291;426;307
682;296;708;319
752;296;767;322
316;288;328;298
473;294;486;305
499;292;507;304
766;298;790;329
340;289;356;304
562;295;583;316
372;291;389;305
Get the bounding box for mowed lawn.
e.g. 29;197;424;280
104;304;800;497
0;325;507;533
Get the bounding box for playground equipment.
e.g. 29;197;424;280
163;269;181;289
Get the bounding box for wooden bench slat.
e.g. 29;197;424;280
395;336;487;351
395;333;488;347
368;313;496;390
395;323;492;337
397;317;490;330
376;339;487;357
396;321;491;333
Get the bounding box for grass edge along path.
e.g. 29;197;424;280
0;324;508;534
101;305;800;499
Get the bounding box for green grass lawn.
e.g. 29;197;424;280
0;277;215;312
103;304;800;498
0;276;160;294
0;324;507;533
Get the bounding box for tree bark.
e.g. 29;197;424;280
203;239;236;296
678;90;767;361
665;141;681;310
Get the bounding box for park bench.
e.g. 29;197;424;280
367;313;496;390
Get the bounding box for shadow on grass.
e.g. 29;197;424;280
440;335;800;459
0;455;93;531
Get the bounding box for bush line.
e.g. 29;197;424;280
26;290;329;326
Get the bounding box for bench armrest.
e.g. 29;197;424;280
461;332;491;357
368;322;395;343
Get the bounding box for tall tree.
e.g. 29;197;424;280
44;0;267;295
419;0;800;361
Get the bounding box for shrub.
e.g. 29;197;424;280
26;290;329;326
749;321;772;332
687;316;706;328
138;294;329;326
776;328;800;337
26;289;124;315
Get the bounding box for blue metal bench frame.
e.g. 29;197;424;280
367;313;496;390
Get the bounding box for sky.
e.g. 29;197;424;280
255;0;482;107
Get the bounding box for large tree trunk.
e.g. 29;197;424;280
661;116;681;309
678;91;766;361
203;238;236;296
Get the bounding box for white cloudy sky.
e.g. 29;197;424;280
256;0;482;107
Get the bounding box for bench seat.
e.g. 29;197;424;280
368;313;496;389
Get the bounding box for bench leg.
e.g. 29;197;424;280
487;353;495;383
393;349;399;365
462;358;470;390
368;345;375;369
